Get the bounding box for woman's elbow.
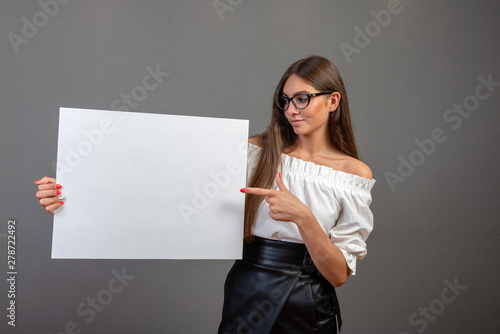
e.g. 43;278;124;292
331;274;348;287
329;267;351;287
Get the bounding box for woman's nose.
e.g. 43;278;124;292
287;104;300;114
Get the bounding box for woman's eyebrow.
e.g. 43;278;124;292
282;90;310;97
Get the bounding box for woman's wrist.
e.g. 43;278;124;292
294;207;315;228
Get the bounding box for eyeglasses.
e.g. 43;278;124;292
277;92;334;111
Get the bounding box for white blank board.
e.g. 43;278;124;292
52;107;248;259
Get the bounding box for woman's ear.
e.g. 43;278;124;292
328;92;341;112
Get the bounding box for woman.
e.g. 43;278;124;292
35;56;375;333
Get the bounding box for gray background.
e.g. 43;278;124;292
1;0;499;333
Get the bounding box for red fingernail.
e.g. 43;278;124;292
56;190;61;195
278;172;281;178
34;179;41;184
56;184;62;189
59;201;64;205
240;188;246;193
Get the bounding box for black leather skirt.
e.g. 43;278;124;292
218;236;342;334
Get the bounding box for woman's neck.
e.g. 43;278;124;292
289;132;338;159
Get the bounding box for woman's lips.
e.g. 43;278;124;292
291;119;304;124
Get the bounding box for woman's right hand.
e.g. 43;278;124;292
34;176;64;215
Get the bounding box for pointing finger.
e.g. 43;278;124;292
240;187;275;197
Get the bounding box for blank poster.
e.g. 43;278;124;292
52;107;248;259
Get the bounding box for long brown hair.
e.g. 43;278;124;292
244;55;359;242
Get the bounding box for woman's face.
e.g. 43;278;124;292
282;74;340;138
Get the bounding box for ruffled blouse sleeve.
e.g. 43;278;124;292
329;180;375;276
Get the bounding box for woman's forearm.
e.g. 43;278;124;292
296;212;350;287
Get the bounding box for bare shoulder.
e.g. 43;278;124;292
324;153;373;180
344;157;373;180
248;136;263;147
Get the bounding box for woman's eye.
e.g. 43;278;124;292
297;96;308;103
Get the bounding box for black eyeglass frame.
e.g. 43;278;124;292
277;91;334;111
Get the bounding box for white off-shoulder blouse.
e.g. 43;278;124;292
246;143;375;275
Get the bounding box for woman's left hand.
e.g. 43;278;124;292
242;173;312;225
